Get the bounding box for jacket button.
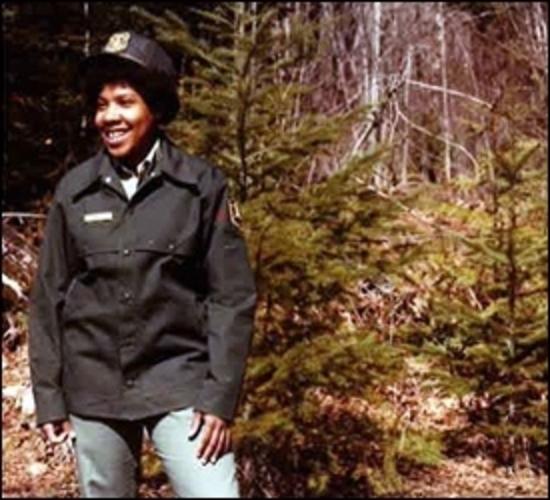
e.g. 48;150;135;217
122;248;131;256
121;291;133;303
168;243;175;251
125;379;135;387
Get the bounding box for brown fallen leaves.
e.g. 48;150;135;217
400;455;548;498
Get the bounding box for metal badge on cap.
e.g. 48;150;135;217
104;32;131;53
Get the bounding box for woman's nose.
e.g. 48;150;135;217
102;104;121;122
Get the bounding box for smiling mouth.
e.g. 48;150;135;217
103;129;130;146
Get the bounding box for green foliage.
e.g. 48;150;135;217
398;138;547;463
243;147;409;359
236;330;407;496
397;431;444;467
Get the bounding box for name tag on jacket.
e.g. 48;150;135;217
83;211;113;223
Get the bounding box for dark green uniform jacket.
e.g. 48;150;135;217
29;135;257;426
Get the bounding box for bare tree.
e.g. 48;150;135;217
270;2;547;187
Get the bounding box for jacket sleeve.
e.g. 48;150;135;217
194;168;257;422
28;180;79;426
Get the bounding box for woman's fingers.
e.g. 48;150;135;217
201;423;222;464
40;423;56;442
196;417;215;460
40;421;69;443
191;412;232;464
211;428;229;463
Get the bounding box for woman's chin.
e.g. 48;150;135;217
105;145;131;161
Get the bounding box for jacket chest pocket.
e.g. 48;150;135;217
129;191;203;261
133;236;202;288
132;233;196;257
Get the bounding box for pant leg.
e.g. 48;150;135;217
69;414;143;498
146;407;240;498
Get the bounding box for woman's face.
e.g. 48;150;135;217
94;81;157;167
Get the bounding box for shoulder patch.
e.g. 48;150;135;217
215;197;241;227
228;198;241;227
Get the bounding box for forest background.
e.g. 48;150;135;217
2;2;547;497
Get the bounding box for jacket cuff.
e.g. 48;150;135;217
33;387;68;426
194;381;240;423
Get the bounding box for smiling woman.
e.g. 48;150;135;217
28;31;257;498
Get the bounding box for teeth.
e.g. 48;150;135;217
106;130;127;139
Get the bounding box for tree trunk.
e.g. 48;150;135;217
80;1;90;136
401;44;413;186
436;2;452;182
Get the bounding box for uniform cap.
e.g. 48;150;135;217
79;31;180;123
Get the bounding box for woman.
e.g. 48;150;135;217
29;31;257;498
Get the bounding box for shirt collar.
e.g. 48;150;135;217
113;138;160;179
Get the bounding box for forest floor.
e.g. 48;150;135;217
3;343;547;498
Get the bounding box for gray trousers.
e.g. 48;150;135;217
70;407;239;498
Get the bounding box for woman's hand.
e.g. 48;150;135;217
188;410;232;465
39;420;73;444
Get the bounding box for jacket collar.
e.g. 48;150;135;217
156;135;201;187
70;134;200;201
